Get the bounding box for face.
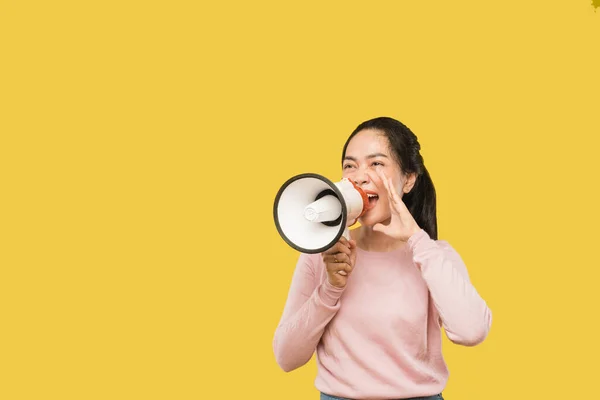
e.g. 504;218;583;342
342;129;414;227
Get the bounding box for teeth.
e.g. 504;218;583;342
367;193;378;198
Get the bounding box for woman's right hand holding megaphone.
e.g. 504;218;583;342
321;236;357;288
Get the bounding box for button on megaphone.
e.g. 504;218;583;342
273;173;370;254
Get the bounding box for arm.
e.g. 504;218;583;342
273;252;344;372
408;229;493;346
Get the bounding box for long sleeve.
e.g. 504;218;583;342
408;229;492;346
273;253;345;372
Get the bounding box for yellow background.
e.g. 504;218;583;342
1;1;599;399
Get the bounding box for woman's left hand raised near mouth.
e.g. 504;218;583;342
371;168;422;242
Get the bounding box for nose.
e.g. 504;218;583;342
351;167;371;187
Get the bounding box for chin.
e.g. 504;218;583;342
358;209;390;228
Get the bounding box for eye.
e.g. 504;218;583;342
371;161;384;167
343;164;355;170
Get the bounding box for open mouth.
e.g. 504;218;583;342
366;192;379;209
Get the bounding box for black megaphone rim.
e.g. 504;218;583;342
273;173;347;254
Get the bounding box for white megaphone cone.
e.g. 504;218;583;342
273;173;370;254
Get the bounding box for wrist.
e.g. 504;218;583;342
406;225;421;240
325;276;345;290
407;227;430;250
320;278;345;306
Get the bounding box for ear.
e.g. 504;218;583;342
403;173;417;193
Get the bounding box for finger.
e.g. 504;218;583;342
323;241;344;255
381;175;403;215
325;253;350;264
388;176;402;203
338;243;352;257
375;171;397;215
326;242;352;257
380;172;397;208
382;174;394;201
340;237;356;253
326;258;353;271
337;253;350;264
334;263;353;275
350;244;357;266
375;168;388;191
376;168;392;195
338;236;349;246
341;263;353;274
387;176;406;215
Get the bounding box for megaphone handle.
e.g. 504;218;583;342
342;227;350;241
337;227;352;276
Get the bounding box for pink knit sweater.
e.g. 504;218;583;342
273;229;492;399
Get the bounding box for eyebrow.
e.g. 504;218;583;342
343;153;389;161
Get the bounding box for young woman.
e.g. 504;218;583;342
273;117;492;400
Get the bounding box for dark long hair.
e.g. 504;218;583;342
341;117;438;240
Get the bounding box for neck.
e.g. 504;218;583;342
352;224;406;252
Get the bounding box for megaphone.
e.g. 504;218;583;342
273;173;370;254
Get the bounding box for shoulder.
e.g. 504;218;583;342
409;230;470;274
408;229;460;256
436;238;459;256
433;237;472;280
